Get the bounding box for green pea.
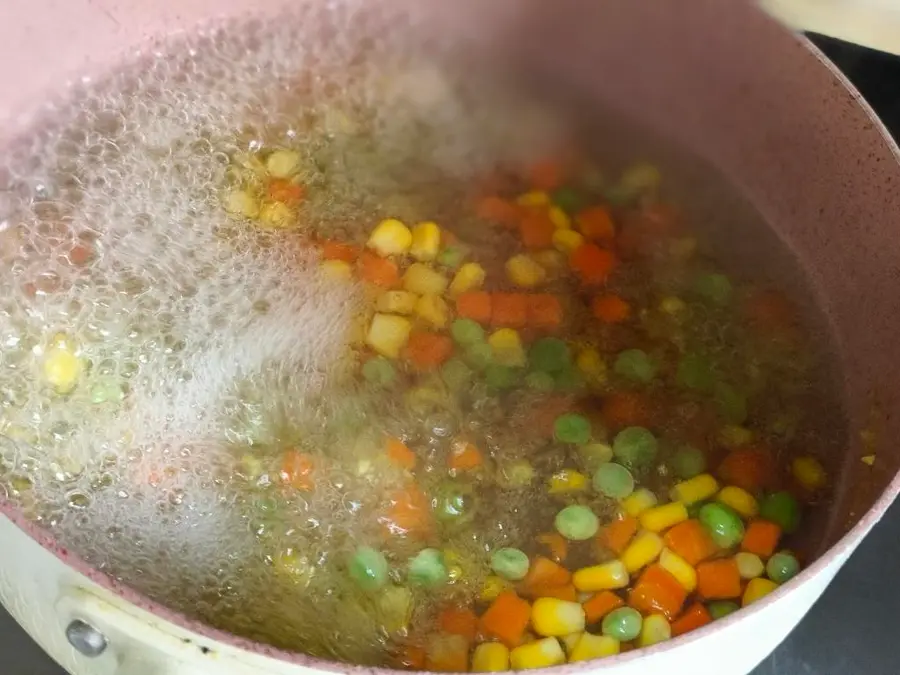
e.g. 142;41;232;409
451;318;485;346
490;548;530;581
441;358;473;390
693;272;733;307
670;445;707;480
592;462;635;499
529;338;572;373
554;368;585;392
601;607;643;641
612;426;658;469
707;600;740;620
551;186;590;214
465;342;494;371
613;349;657;384
554;504;600;541
434;483;475;524
90;380;125;404
437;245;468;269
766;550;800;584
362;357;396;387
554;413;591;445
525;371;555;391
698;503;745;548
676;353;716;392
714;382;748;425
348;546;389;591
408;548;448;588
484;365;520;390
759;491;801;534
580;443;614;472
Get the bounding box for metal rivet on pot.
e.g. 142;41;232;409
65;619;108;657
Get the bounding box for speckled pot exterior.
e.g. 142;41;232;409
1;2;900;674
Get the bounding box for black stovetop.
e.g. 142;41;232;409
3;34;900;675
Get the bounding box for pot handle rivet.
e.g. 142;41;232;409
66;619;108;657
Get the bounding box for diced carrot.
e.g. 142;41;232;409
267;179;306;205
476;196;521;228
671;603;712;637
358;251;400;288
491;293;528;329
528;157;567;191
456;291;492;324
438;607;478;643
67;243;93;266
575;206;615;241
527;294;563;331
321;240;360;263
479;591;532;647
696;558;742;600
663;520;718;566
521;556;572;589
582;590;624;623
628;563;687;620
570;243;618;286
743;289;796;333
405;332;454;370
591;294;631;323
526;583;578;602
395;644;426;670
599;515;639;556
717;446;777;494
448;439;484;471
601;391;654;431
741;520;782;559
280;450;315;491
386;437;416;470
519;212;556;250
426;634;470;672
379;485;433;539
537;532;569;563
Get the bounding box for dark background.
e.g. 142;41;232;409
3;34;899;675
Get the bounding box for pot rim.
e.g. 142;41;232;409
2;35;899;675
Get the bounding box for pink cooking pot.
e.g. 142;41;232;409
1;1;900;674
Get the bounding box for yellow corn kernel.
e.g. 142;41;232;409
548;206;571;230
568;633;620;662
620;162;662;193
638;614;671;648
510;638;566;670
403;263;449;295
531;598;586;637
43;346;82;394
717;486;759;519
273;550;314;587
621;488;658;517
447;564;464;583
639;501;689;533
548;469;588;494
791;456;827;491
659;296;686;316
735;552;764;580
415;294;451;329
448;262;486;297
506;254;547;288
265;149;302;178
531;249;566;273
742;577;778;606
516;190;550;207
320;260;353;282
621;531;664;574
377;586;414;633
409;221;441;262
659;548;697;592
472;643;510;672
561;633;582;653
376;290;418;315
367;218;413;257
488;328;526;367
670;474;720;505
572;560;629;592
258;201;294;228
552;228;585;255
365;313;412;359
480;575;512;602
719;425;754;449
576;348;607;386
225;189;260;218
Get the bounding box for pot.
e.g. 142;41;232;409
1;1;900;675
